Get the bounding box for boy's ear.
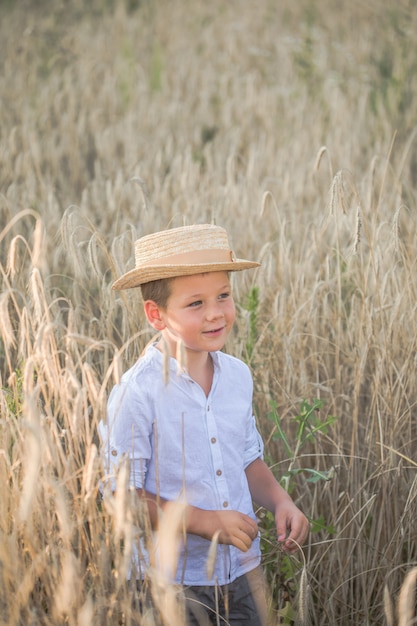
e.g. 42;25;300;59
144;300;166;331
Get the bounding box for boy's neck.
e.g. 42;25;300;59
156;338;214;396
187;352;214;397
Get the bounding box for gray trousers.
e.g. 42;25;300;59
182;566;267;626
133;566;267;626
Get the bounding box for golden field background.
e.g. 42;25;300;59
1;0;417;624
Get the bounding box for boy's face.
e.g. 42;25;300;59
154;271;236;356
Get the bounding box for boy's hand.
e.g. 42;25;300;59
245;458;309;554
275;501;309;554
188;508;259;552
212;510;259;552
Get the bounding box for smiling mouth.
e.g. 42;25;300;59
203;326;225;335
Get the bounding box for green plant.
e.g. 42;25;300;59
260;399;337;622
243;285;260;361
2;368;24;419
269;398;337;492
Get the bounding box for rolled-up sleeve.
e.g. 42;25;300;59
243;414;264;468
99;379;153;490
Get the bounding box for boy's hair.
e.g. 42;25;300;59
140;277;173;308
140;271;231;308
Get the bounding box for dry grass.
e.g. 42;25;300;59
1;0;417;623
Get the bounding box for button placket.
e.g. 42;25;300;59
206;403;230;509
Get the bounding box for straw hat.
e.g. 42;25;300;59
112;224;260;290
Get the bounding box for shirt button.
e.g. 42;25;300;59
216;469;222;476
223;501;228;508
111;449;118;456
211;437;216;444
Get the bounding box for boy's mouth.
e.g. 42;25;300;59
203;326;225;336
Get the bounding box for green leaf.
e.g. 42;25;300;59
309;515;336;534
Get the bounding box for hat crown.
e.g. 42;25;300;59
136;224;229;266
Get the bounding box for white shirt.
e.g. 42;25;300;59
99;344;264;586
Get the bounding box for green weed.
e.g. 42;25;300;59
242;285;260;361
260;399;337;622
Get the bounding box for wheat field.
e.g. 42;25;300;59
1;1;417;624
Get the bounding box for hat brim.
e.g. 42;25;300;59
112;259;260;290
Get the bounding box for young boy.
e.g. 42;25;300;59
99;224;309;625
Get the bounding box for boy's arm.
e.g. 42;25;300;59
245;458;309;554
137;488;258;553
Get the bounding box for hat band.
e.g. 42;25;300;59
137;248;235;268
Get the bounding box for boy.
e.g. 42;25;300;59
99;224;309;625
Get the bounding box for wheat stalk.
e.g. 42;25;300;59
398;567;417;626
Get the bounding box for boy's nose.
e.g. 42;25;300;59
206;302;224;320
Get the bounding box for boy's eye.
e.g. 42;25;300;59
188;300;202;308
219;292;230;300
